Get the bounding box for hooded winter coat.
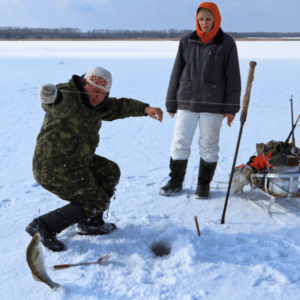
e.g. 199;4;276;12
166;2;241;115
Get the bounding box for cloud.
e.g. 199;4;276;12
1;0;300;32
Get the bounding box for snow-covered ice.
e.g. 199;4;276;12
1;41;300;299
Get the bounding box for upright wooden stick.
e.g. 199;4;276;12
194;216;201;236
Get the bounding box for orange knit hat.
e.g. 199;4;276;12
196;2;221;45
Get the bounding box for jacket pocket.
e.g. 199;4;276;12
201;83;226;104
177;81;192;100
214;50;225;68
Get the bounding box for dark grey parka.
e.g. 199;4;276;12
166;28;241;115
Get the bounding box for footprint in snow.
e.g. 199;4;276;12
146;182;158;186
0;199;12;208
236;237;248;245
31;182;40;188
252;277;266;287
149;167;164;172
124;176;147;179
138;276;152;284
219;157;232;163
213;274;223;280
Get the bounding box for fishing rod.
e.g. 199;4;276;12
283;114;300;149
290;96;295;147
221;61;257;225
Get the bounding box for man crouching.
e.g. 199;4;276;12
26;66;163;251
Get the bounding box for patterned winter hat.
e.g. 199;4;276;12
84;66;112;92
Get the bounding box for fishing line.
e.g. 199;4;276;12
54;89;299;193
42;50;299;194
59;90;300;110
192;173;299;198
192;178;228;191
37;43;297;111
44;43;297;111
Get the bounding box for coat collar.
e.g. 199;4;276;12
189;27;224;45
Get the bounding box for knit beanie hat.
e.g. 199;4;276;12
198;7;214;21
84;66;112;92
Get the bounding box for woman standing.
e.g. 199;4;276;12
160;2;241;199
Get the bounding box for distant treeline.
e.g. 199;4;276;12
1;27;300;39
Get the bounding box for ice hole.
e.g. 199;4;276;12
150;240;171;257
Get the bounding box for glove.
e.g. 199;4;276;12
38;84;58;104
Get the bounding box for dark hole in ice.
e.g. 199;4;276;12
150;241;171;257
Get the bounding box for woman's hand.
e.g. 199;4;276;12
223;114;235;127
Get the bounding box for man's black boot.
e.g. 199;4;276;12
159;158;188;196
25;219;65;252
195;158;217;200
25;203;86;252
77;212;117;235
77;190;117;236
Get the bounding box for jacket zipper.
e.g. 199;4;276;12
195;43;205;110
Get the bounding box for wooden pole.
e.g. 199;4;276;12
221;61;257;224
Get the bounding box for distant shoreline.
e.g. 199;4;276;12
1;38;300;42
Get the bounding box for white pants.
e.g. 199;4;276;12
170;110;223;163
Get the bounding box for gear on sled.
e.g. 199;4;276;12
230;139;300;215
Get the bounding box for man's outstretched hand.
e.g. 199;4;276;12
144;107;163;122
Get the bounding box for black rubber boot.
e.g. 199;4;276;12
195;158;217;200
77;190;117;236
77;212;117;235
25;203;86;252
26;219;65;252
159;158;188;196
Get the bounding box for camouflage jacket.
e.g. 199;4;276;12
33;76;148;180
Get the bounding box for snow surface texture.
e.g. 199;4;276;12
1;41;300;299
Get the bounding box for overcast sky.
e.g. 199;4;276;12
1;0;299;32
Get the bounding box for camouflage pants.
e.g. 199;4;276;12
34;155;120;217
